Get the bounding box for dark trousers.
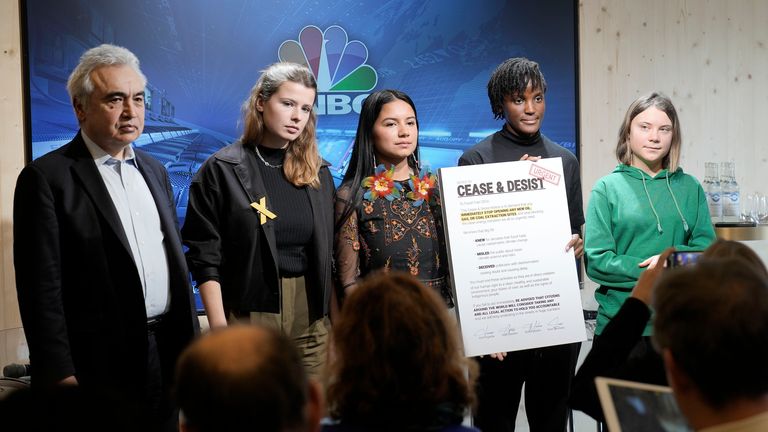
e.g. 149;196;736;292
146;322;179;432
474;342;581;432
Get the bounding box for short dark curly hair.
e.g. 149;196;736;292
487;57;547;120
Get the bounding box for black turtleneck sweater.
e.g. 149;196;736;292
458;127;584;233
254;145;314;276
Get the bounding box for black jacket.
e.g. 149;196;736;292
13;133;198;392
459;130;584;234
182;141;334;322
569;297;666;421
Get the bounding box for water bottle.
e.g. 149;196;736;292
703;162;722;223
720;162;740;222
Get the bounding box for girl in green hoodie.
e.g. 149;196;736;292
585;92;715;336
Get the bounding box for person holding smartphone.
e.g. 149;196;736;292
584;92;715;340
572;241;768;421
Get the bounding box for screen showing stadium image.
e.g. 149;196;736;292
21;0;579;312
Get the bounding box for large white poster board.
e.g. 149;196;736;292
439;158;586;356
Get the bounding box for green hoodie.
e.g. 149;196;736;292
585;164;715;335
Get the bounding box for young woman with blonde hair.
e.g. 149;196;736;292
182;62;334;377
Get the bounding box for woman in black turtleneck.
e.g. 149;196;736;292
457;57;584;432
182;62;334;378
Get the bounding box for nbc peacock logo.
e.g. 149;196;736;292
279;25;378;115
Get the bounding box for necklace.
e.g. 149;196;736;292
362;164;437;207
254;145;283;169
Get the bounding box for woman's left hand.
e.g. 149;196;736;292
519;153;541;162
631;248;675;305
638;254;662;268
566;234;584;258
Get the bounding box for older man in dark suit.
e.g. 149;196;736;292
13;44;198;429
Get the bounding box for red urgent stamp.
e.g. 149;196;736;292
529;163;561;186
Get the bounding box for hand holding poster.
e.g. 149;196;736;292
439;157;586;356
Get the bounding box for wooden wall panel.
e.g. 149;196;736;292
580;0;768;215
1;0;24;333
579;0;768;297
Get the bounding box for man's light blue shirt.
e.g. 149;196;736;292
82;132;170;318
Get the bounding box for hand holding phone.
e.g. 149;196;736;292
667;251;704;268
632;248;676;305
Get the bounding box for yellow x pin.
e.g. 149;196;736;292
250;197;277;225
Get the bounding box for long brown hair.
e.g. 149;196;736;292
326;272;477;428
615;92;682;172
241;62;322;188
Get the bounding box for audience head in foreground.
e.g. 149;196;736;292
175;325;323;432
325;272;477;431
701;239;768;275
653;256;768;430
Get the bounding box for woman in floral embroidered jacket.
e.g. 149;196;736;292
334;89;453;307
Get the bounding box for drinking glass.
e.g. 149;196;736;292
758;194;768;224
741;193;756;222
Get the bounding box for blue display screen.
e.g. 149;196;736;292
22;0;578;312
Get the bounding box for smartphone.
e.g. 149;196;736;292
667;251;704;267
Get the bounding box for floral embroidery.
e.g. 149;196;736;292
361;237;371;266
406;236;421;276
355;165;447;296
407;167;438;207
414;217;431;238
391;198;420;224
390;220;407;242
367;220;379;233
342;217;359;251
363;201;374;214
362;164;402;201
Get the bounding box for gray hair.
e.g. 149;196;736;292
66;44;147;110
